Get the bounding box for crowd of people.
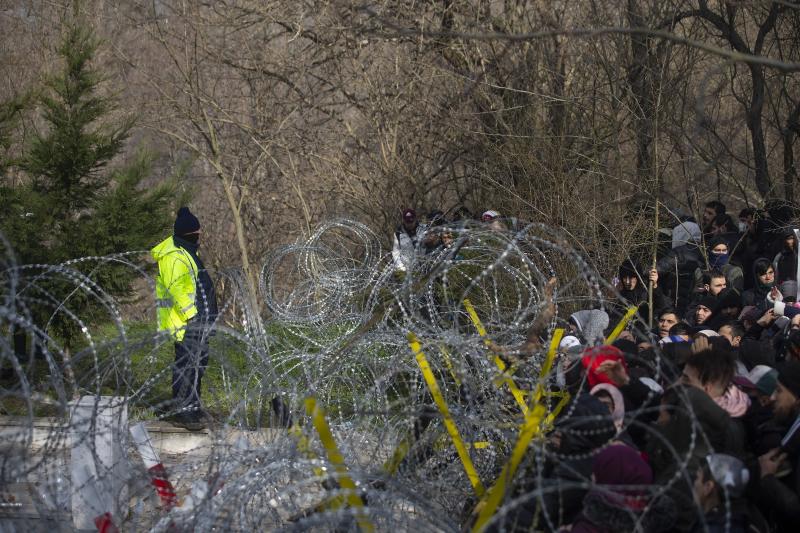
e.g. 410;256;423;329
390;201;800;532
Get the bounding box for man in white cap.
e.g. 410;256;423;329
481;210;506;231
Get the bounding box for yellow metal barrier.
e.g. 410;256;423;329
471;328;565;532
409;332;486;496
305;398;375;532
463;298;529;414
605;306;637;344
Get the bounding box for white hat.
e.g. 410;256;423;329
481;210;501;220
559;335;582;353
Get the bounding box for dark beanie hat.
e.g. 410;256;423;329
777;361;800;399
697;294;717;311
709;235;728;250
174;207;200;236
716;288;742;310
612;338;638;356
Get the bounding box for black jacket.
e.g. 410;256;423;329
174;235;218;323
614;283;669;323
646;386;738;531
757;420;800;532
657;245;704;314
688;506;749;533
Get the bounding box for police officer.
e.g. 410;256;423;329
151;207;218;430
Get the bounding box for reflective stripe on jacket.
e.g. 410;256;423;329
151;236;198;342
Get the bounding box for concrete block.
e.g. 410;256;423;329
69;396;128;531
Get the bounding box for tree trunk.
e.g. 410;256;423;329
784;101;800;202
748;63;772;198
627;0;654;185
220;176;258;305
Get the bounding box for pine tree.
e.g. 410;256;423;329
0;24;179;350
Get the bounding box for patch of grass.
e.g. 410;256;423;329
1;316;416;425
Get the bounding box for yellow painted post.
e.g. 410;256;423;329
440;345;462;386
471;328;566;532
532;328;564;405
542;392;571;431
605;306;637;344
471;404;546;532
383;437;413;475
463;298;529;414
383;343;466;474
409;332;485;496
305;398;375;533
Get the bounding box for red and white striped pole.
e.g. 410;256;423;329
129;423;178;510
94;511;119;533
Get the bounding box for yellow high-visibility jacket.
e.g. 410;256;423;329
151;236;198;342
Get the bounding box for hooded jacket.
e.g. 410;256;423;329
570;310;610;346
590;383;625;431
656;244;704;313
568;445;676;533
391;223;426;272
742;262;775;313
151;236;217;342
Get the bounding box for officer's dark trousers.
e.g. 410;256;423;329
173;327;209;412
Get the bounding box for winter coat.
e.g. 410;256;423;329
688;506;749;533
742;263;774;313
568;490;676;533
567;444;676;533
570;310;610;346
391;224;426;271
614;283;668;325
616;374;663;451
646;386;738;531
735;339;776;371
757;416;800;531
151;235;217;342
486;395;619;533
693;263;745;294
656;244;704;314
540;395;619;529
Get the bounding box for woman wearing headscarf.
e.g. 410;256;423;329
565;445;675;532
590;383;625;432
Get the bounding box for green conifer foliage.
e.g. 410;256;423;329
1;24;178;349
